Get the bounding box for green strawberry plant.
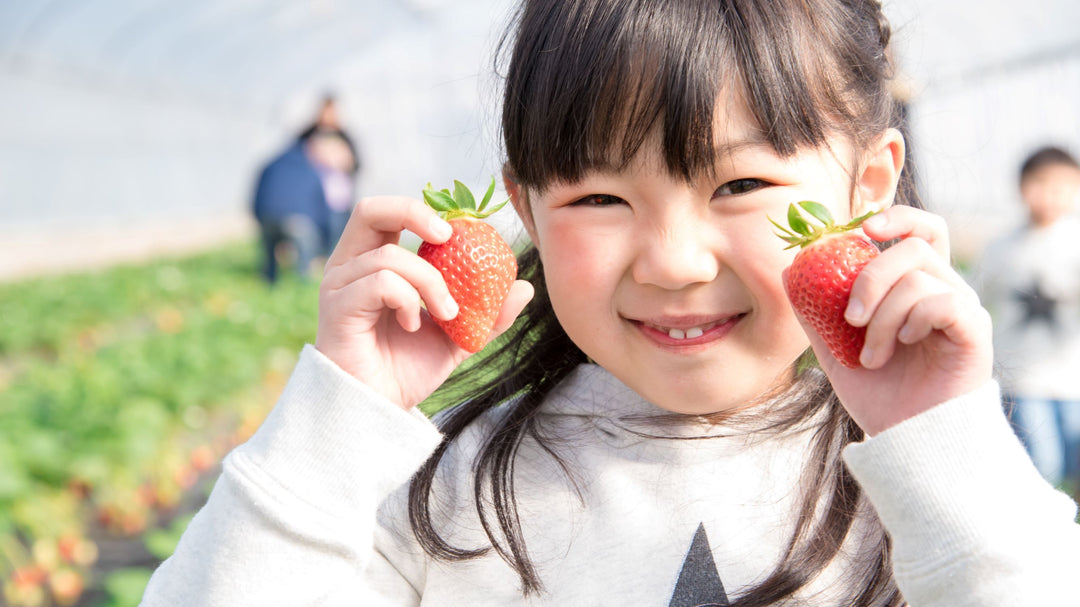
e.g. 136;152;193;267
0;241;317;606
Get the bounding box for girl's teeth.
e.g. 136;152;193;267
667;327;705;339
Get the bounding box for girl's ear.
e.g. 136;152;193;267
503;166;539;244
855;128;906;215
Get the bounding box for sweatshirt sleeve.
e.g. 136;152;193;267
140;345;444;607
842;380;1080;607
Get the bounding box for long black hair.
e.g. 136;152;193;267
410;0;917;603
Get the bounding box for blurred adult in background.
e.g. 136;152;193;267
975;146;1080;495
251;136;330;284
251;96;362;283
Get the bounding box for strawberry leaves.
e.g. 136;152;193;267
423;177;507;220
421;186;455;213
453;180;476;211
771;201;877;250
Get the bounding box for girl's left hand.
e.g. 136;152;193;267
795;205;994;436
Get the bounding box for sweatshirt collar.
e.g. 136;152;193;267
540;363;821;440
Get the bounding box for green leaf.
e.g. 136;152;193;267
453;180;476;211
797;200;834;226
477;176;497;212
769;216;795;238
483;198;509;216
422;186;455;212
787;204;812;236
144;513;194;559
847;209;877;228
103;567;154;607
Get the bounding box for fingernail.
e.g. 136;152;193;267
898;323;912;343
443;295;459;318
860;347;874;367
431;218;453;240
845;298;865;324
863;213;886;231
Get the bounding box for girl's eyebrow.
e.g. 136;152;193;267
713;135;772;159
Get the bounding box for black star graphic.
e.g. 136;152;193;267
669;523;729;607
1014;281;1059;327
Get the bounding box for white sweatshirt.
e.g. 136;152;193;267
141;345;1080;606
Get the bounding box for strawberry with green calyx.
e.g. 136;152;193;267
772;201;880;368
418;177;517;353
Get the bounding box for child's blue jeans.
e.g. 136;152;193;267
1009;396;1080;487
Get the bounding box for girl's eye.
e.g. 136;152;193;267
570;194;625;207
714;178;765;197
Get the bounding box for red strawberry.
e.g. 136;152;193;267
418;178;517;353
772;201;879;368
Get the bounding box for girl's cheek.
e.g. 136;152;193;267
748;248;801;324
537;227;611;292
742;224;796;285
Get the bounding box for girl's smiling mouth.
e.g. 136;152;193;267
632;314;746;346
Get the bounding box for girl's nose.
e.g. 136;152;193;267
631;221;721;290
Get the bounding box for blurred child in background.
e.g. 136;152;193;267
306;130;357;251
976;146;1080;496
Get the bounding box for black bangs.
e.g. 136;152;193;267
501;0;731;188
501;0;898;191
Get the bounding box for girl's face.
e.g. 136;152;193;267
515;100;875;415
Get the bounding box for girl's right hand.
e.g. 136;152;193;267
314;196;534;410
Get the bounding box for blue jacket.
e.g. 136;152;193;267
252;143;330;236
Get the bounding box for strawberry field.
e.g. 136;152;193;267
0;242;319;606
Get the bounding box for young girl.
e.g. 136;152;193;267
142;0;1080;605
